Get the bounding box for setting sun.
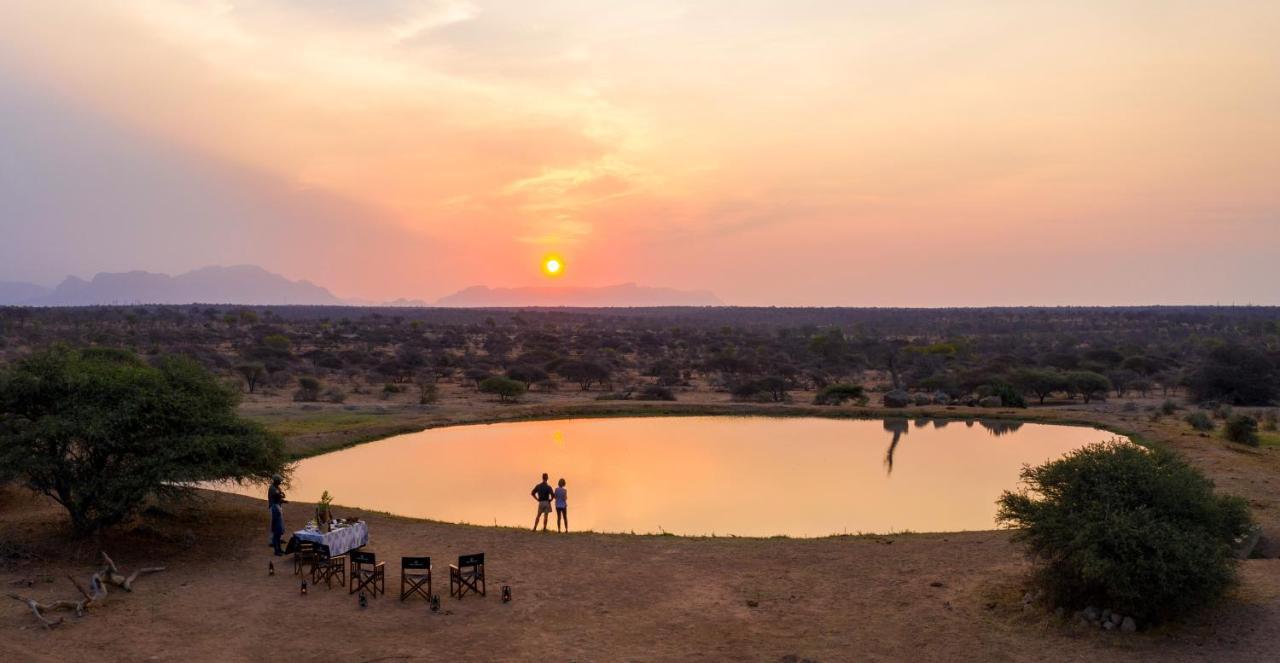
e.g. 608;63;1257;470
542;256;563;277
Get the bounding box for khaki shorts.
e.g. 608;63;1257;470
537;500;553;515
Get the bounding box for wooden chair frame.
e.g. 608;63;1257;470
449;553;485;599
311;545;346;589
400;556;432;602
350;550;386;597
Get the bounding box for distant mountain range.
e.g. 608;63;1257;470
434;283;721;307
0;267;722;308
0;265;343;306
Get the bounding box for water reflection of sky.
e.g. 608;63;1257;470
214;416;1109;537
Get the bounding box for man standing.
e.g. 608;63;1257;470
531;473;554;531
268;474;287;556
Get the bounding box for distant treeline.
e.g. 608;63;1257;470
1;305;1277;406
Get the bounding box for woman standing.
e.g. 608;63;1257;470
554;478;569;533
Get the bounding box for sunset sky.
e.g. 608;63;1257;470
2;1;1278;305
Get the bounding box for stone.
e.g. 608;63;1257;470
1102;609;1112;621
1121;617;1137;633
1103;620;1116;631
746;600;759;608
1083;606;1100;621
978;395;1003;408
1110;613;1123;625
883;390;911;408
929;581;944;588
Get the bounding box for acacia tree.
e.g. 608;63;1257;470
0;347;288;535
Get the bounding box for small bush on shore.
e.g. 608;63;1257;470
1224;415;1259;446
813;383;867;406
293;376;322;402
1184;410;1214;431
997;440;1251;624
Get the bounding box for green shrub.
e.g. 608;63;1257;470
1183;411;1215;431
997;441;1251;623
813;383;867;406
1262;410;1278;432
1224;415;1259;446
989;383;1027;408
1160;399;1179;415
479;375;526;403
293;376;322;402
1213;403;1233;420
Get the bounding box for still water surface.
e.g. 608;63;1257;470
217;416;1113;537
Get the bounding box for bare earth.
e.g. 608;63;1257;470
3;389;1280;662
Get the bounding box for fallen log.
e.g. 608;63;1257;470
9;552;164;628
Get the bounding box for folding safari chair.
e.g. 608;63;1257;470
449;553;485;599
289;539;319;577
350;550;386;597
311;544;346;589
400;556;432;602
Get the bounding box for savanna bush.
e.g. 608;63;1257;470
813;383;868;406
997;441;1251;623
636;384;677;401
1183;410;1215;431
1224;415;1259;446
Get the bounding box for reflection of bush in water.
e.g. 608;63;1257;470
914;418;930;428
979;419;1024;436
932;419;949;429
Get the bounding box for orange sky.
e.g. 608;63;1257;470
2;1;1279;305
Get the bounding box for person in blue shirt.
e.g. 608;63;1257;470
554;478;569;532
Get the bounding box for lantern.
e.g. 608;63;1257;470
501;586;512;603
268;561;275;576
301;580;308;595
430;594;441;612
359;592;368;609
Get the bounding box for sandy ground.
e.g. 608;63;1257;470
4;392;1280;662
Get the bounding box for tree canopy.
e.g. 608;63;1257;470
0;347;288;535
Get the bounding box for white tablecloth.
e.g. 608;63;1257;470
293;522;368;557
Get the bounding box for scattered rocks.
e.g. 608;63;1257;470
746;600;759;608
1071;606;1138;633
882;390;911;408
929;581;944;588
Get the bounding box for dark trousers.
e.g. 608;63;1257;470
270;505;284;552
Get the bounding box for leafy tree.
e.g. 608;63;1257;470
0;347;287;535
1065;370;1112;403
479;375;526;403
997;441;1251;623
557;360;611;391
506;364;549;389
1187;344;1278;405
235;362;266;393
1183;411;1215;431
1008;368;1066;404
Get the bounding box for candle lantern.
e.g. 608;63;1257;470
430;595;441;612
301;580;308;595
501;586;512;603
359;592;368;609
268;561;275;576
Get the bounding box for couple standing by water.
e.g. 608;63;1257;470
531;473;569;532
